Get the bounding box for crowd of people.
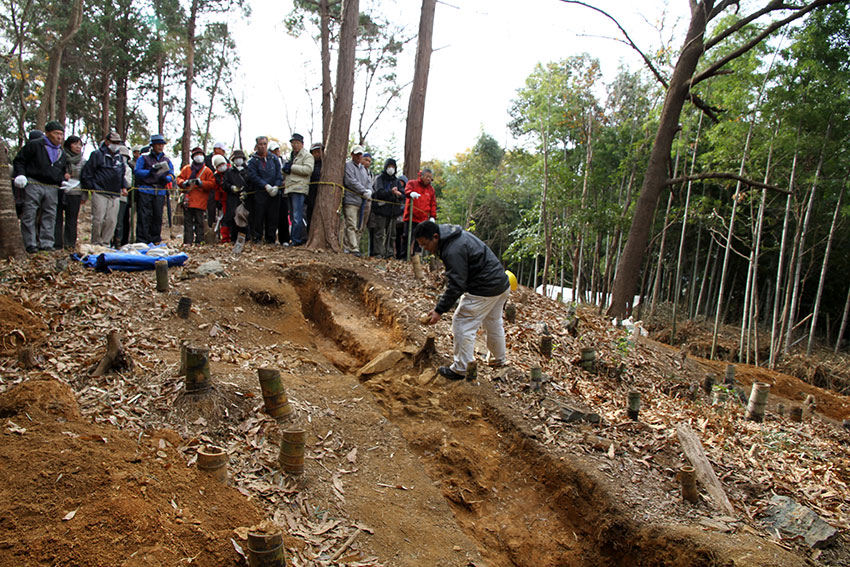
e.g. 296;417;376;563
10;123;440;259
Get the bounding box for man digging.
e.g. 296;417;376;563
415;220;510;380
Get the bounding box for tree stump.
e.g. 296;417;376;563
91;331;133;376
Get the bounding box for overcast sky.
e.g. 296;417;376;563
204;0;690;163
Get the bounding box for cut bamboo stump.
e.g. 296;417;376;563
504;302;516;323
257;368;293;421
790;406;803;423
91;331;133;376
279;428;306;475
724;364;736;384
17;346;39;369
540;335;553;358
196;445;228;482
411;254;424;281
679;466;698;503
676;423;736;516
155;260;169;292
184;346;211;393
627;391;641;420
703;374;715;394
247;527;286;567
580;348;596;371
745;382;770;422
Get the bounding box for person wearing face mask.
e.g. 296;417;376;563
221;149;249;242
371;158;405;259
80;131;127;246
210;154;230;242
12;120;69;252
244;136;282;244
205;141;228;227
177;146;216;245
134;134;174;244
282;133;314;246
54;135;85;250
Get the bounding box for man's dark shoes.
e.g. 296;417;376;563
438;366;465;381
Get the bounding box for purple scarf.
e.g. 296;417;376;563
45;139;61;163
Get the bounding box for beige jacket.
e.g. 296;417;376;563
283;147;315;195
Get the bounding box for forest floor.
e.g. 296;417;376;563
1;227;848;566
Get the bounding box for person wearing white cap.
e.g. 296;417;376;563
341;145;371;256
205;141;228;227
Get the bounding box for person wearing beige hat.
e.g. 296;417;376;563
341;145;371;255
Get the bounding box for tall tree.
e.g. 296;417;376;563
306;0;359;251
402;0;435;180
34;0;82;128
559;0;849;318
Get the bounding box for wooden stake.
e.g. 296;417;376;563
676;423;735;516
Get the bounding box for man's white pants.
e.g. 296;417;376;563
450;288;509;376
91;192;120;246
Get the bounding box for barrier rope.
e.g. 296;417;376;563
15;176;434;216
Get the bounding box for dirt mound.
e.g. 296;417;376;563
0;379;263;567
0;378;81;420
0;295;47;355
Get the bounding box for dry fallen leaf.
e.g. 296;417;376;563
62;509;78;521
346;447;358;464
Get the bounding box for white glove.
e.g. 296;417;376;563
265;184;278;197
60;179;80;190
428;217;435;222
152;161;169;171
409;191;421;199
14;175;27;189
231;185;242;194
364;190;372;201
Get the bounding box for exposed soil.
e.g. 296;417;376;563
1;244;847;567
0;294;48;355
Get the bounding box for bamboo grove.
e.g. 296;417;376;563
432;6;850;365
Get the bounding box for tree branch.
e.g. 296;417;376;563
687;92;722;123
705;0;784;50
666;172;789;194
692;0;843;86
558;0;669;89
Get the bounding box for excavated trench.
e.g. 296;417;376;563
285;265;735;567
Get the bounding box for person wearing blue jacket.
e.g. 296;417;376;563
133;133;174;244
244;136;282;243
80;131;127;246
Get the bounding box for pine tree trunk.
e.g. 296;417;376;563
0;144;26;259
320;0;332;142
35;0;83;128
306;0;360;251
402;0;436;180
182;0;200;167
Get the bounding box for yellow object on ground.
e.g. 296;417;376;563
506;270;518;291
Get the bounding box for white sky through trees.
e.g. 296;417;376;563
208;0;689;162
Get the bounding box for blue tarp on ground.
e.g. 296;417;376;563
77;245;188;273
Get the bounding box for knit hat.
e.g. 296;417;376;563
150;134;166;145
44;121;64;132
211;154;227;168
28;130;43;141
190;146;204;157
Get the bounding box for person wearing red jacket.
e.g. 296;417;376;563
177;147;216;245
403;168;436;258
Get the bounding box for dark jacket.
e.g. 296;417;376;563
222;166;249;196
12;137;67;186
134;152;174;194
435;224;509;314
244;153;282;189
372;160;404;218
80;143;126;196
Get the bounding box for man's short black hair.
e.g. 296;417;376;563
413;220;439;240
